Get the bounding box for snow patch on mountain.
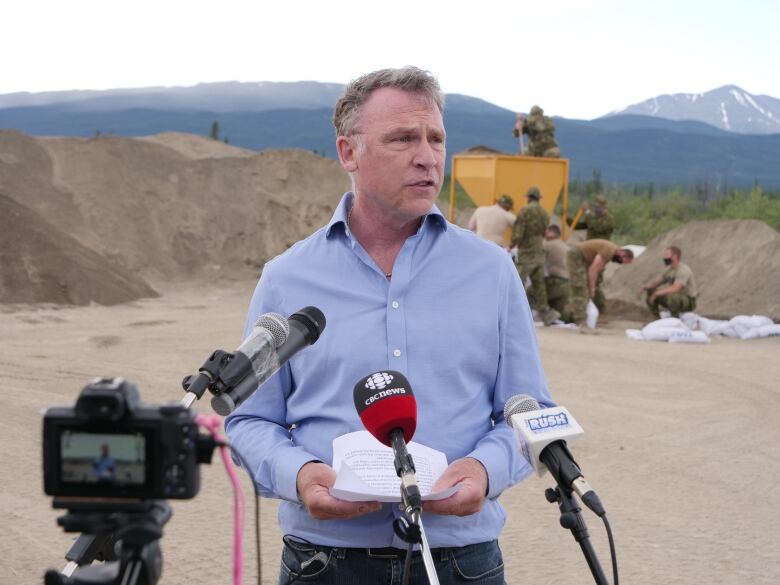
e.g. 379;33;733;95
720;102;730;129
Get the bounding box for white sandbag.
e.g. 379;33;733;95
728;315;774;338
637;318;698;342
626;329;646;341
640;327;688;341
740;324;780;340
585;300;599;329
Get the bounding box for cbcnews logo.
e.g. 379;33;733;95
526;412;570;433
365;372;393;390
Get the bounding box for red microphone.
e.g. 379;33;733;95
353;370;421;511
353;370;417;446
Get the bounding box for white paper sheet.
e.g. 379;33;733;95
329;430;462;502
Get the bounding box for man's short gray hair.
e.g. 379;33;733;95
333;66;444;137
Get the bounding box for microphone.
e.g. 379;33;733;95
211;306;326;415
182;312;289;407
504;394;604;516
353;370;420;511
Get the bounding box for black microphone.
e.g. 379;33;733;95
353;370;421;512
211;306;326;415
504;394;605;516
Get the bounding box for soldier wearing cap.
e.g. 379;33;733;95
570;194;615;240
512;186;559;325
468;194;516;247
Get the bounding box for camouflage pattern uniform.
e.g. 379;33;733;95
512;191;549;313
568;195;615;312
566;247;589;324
647;291;697;317
545;276;570;316
513;105;560;158
566;239;618;325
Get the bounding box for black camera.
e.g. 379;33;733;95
43;378;200;501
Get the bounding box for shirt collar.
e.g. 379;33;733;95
325;192;448;239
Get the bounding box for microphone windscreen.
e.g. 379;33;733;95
503;394;541;428
353;370;416;446
256;313;290;347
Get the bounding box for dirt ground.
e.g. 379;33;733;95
2;276;778;585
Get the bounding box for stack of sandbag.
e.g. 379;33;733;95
627;313;780;343
680;314;780;340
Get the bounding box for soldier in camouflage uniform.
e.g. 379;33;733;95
512;186;559;325
513;105;561;158
567;239;634;325
566;194;615;313
641;246;698;317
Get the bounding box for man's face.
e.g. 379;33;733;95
544;228;558;241
663;249;674;265
339;87;445;223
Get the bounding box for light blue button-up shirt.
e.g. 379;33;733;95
225;192;553;548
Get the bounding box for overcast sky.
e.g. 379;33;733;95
4;0;778;119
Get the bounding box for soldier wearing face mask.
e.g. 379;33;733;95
641;246;698;318
566;238;634;325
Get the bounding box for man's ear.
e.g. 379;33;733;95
336;135;358;173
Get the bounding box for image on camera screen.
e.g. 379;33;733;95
60;431;146;486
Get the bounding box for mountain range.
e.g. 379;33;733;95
608;85;780;135
1;82;779;188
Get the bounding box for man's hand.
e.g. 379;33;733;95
422;457;488;517
296;461;381;520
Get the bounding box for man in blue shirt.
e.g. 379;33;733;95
225;66;553;585
92;444;116;483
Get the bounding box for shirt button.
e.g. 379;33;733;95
391;301;399;309
393;349;401;357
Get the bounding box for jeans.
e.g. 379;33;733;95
279;538;506;585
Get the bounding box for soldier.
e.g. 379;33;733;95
512;186;559;325
468;194;516;247
566;194;615;313
568;194;614;240
513;105;560;158
641;246;698;317
542;224;570;320
567;239;634;325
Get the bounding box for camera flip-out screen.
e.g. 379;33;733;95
44;422;159;499
60;430;146;487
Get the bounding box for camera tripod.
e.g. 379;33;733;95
45;500;171;585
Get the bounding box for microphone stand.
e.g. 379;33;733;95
390;433;440;585
545;486;609;585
